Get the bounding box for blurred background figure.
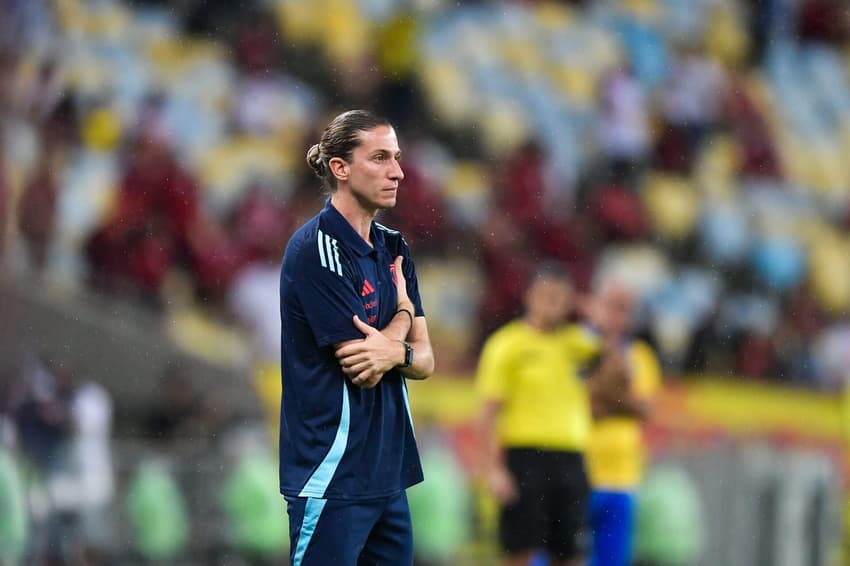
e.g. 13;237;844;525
477;263;600;566
0;0;848;563
585;279;661;566
10;355;115;564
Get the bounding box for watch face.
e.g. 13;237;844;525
403;342;413;367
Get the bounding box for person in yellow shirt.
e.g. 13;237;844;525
585;280;661;566
477;262;602;566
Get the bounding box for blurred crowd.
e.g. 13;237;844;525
1;354;115;564
2;0;850;563
3;0;850;393
0;352;305;564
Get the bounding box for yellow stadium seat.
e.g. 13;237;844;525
195;136;289;203
796;218;837;249
694;135;739;198
620;0;660;22
551;65;598;106
705;5;749;69
145;38;226;82
532;2;575;31
83;1;132;40
807;141;848;197
477;99;532;156
274;0;323;44
808;236;850;313
420;61;476;127
501;39;545;76
323;0;370;66
443;162;491;202
377;16;419;78
776;130;808;188
54;0;86;35
643;174;700;240
82;108;122;152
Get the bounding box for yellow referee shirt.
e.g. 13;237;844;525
476;321;602;452
586;340;661;490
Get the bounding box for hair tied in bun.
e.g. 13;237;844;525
306;143;325;177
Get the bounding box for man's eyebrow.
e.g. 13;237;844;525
371;149;402;158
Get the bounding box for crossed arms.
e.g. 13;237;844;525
334;255;435;388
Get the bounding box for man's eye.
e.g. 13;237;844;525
374;155;385;162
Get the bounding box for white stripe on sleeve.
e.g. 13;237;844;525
317;229;328;268
332;239;343;276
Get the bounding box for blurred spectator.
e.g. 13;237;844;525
657;42;728;173
85;128;205;302
227;184;290;266
16;60;66;126
234;10;281;75
597;65;652;182
586;279;662;566
745;0;775;66
68;378;115;555
589;181;649;243
226;187;289;364
723;74;781;179
17;139;59;271
796;0;849;46
475;212;535;344
11;356;116;563
13;355;74;474
494;141;549;224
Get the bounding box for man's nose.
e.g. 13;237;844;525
390;158;404;181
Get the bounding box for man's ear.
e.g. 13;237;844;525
328;157;349;183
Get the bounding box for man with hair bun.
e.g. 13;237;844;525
279;109;435;565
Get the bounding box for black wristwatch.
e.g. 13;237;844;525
399;341;414;368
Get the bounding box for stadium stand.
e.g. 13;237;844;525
2;0;849;563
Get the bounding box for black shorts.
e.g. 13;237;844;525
499;448;589;560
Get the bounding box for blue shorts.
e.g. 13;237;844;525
589;490;636;566
285;491;413;566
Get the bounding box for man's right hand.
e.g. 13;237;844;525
486;464;518;504
335;315;406;388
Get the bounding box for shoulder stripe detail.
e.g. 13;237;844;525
317;230;343;277
331;239;342;276
323;234;335;274
299;381;350;497
317;229;328;268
